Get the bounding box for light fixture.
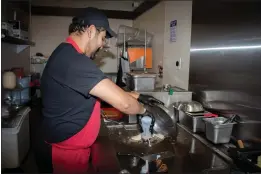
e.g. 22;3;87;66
190;45;261;52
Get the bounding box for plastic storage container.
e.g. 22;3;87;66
17;76;31;88
204;117;236;144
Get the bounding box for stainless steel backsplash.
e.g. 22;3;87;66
189;24;261;95
189;1;261;130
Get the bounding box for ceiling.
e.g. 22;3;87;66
13;0;261;22
31;0;144;12
192;0;261;24
31;1;158;20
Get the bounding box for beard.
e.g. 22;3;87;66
90;47;101;60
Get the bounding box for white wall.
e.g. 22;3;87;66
31;15;133;73
163;1;192;90
1;1;31;74
133;1;192;90
133;2;165;85
1;44;31;73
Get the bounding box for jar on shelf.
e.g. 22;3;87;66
3;71;16;89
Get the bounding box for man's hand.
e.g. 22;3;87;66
138;94;164;106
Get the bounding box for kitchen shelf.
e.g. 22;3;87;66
4;86;30;91
2;35;35;46
31;62;46;64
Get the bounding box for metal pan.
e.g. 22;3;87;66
147;103;177;138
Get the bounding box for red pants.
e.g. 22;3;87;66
50;101;101;174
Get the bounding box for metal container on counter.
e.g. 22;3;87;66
179;111;209;133
204;117;236;144
173;102;208;133
126;72;156;91
178;101;204;113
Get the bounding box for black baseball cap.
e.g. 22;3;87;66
75;7;117;38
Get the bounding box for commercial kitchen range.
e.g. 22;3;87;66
94;90;249;174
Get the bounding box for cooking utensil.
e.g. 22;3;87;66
231;137;261;150
228;147;261;173
156;103;176;123
237;140;245;149
147;103;177;137
203;101;236;115
223;114;238;124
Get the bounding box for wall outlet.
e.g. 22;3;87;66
176;58;182;70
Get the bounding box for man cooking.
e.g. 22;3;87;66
41;7;160;174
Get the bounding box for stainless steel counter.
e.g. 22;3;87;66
93;121;231;174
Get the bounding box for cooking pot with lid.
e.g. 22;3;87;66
177;101;204;113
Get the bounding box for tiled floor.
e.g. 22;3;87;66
21;150;39;173
2;150;39;173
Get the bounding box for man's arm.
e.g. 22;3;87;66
90;79;145;115
127;91;140;99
